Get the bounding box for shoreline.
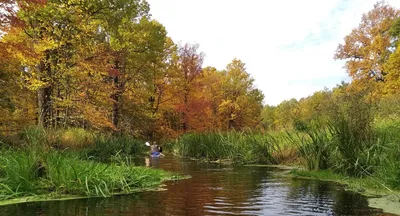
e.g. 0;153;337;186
0;175;190;206
288;169;400;215
241;163;400;215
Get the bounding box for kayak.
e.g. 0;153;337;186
150;152;161;157
150;154;161;158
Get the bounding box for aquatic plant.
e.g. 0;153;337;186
171;131;282;164
287;126;332;171
0;150;175;201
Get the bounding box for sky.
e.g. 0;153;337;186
146;0;400;105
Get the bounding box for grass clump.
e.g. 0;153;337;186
0;149;177;202
288;125;332;171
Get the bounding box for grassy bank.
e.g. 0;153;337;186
0;127;184;205
289;169;400;215
0;149;181;204
169;118;400;189
168;117;400;214
2;126;149;161
169;127;400;214
289;169;397;195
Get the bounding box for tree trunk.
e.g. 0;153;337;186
37;54;53;128
111;74;119;129
182;87;188;132
38;85;52;128
228;119;234;130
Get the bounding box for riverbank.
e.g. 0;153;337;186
289;170;400;215
0;174;189;207
0;149;187;206
0;127;190;205
0;186;169;207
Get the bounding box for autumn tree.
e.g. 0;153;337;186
108;18;170;131
1;1;267;139
175;43;204;132
2;0;152;130
199;66;225;130
334;1;400;94
219;59;264;130
382;16;400;95
0;40;36;134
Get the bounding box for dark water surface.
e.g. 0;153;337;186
0;156;396;216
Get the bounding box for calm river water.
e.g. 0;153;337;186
0;156;396;216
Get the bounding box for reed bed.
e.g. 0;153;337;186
0;127;177;202
170;131;297;164
0;150;175;201
171;119;400;189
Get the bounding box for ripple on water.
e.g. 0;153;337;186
0;156;395;216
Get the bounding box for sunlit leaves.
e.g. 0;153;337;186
335;1;399;85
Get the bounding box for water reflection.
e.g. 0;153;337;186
0;156;396;216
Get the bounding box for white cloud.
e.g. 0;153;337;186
146;0;400;105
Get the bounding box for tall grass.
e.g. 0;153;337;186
288;122;381;176
19;126;49;151
171;118;400;189
86;135;148;162
374;119;400;189
0;126;175;201
0;150;175;201
288;126;331;171
15;126;148;162
328;118;381;177
0;150;40;199
170;131;293;164
286;116;400;190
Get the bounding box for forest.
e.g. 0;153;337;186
1;0;400;205
0;0;263;139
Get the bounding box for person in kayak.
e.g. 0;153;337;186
145;141;164;157
150;142;160;157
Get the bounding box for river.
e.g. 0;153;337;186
0;156;396;216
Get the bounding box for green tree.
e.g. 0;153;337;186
260;105;277;131
219;59;264;130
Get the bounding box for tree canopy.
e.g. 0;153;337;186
2;0;400;141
